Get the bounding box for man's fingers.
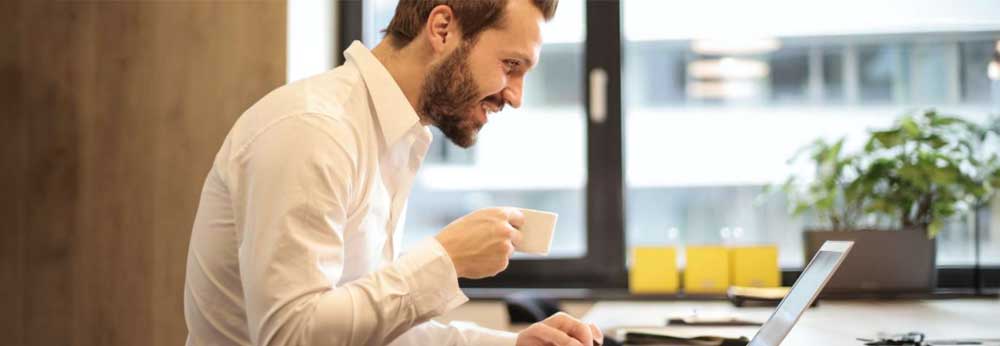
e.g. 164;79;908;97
565;318;594;346
509;227;524;248
544;313;594;345
533;323;584;346
589;323;604;345
503;207;526;229
542;312;574;329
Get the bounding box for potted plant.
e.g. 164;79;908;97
781;110;1000;294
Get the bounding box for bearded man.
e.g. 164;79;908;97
183;0;602;345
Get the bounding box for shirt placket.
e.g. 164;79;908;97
382;127;431;261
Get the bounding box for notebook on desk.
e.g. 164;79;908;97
618;241;854;346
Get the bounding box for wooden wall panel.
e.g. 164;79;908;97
1;2;286;345
0;1;26;344
17;2;91;344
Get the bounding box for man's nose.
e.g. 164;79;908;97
501;76;523;109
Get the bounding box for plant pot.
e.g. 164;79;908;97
803;229;936;295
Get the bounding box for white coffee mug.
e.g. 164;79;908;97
515;208;558;255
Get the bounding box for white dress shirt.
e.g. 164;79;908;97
184;41;517;346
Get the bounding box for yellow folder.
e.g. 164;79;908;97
629;246;679;294
729;245;780;288
684;246;729;294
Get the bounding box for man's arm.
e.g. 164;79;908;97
231;114;466;346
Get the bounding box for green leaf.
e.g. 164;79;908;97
867;199;896;215
792;203;811;216
824;139;845;164
957;139;976;153
933;198;958;217
930;116;962;127
816;195;834;211
901;116;921;138
929;165;960;186
897;164;923;180
927;219;943;238
871;129;903;149
968;155;982;167
923;134;948;149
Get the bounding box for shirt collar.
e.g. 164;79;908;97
344;41;422;146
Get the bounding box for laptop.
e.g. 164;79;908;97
747;240;854;346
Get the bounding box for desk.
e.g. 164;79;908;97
582;299;1000;345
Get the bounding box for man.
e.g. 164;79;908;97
184;0;602;345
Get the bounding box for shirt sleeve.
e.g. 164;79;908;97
229;114;468;346
388;320;518;346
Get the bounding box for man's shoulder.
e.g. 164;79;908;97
247;65;366;126
227;66;374;156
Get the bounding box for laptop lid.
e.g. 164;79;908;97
747;241;854;346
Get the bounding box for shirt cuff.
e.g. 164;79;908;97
476;331;518;346
398;237;469;318
451;321;518;346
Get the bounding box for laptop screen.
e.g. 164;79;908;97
748;241;853;346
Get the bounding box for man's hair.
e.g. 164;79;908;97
383;0;558;49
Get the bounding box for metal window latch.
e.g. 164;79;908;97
589;67;607;124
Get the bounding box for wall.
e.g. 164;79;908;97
0;1;286;345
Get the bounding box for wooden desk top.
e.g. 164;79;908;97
582;299;1000;345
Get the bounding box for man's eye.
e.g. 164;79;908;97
504;60;521;72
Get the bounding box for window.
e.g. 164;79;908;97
769;45;809;104
857;44;901;104
822;47;845;103
962;40;997;104
622;0;1000;269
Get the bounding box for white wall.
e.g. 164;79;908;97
625;0;1000;41
287;0;336;83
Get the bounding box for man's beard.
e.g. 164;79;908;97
419;42;484;148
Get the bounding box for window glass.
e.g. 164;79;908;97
622;0;999;267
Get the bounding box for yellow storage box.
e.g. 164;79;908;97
729;245;780;288
629;246;679;294
684;246;730;294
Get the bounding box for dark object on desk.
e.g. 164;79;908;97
600;338;623;346
858;332;925;346
727;286;818;308
624;331;749;346
805;230;935;294
504;292;561;324
727;286;788;307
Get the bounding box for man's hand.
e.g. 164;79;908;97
435;207;525;279
516;312;604;346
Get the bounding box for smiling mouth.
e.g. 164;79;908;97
477;96;505;123
482;101;501;115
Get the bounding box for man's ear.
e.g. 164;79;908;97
424;4;461;54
